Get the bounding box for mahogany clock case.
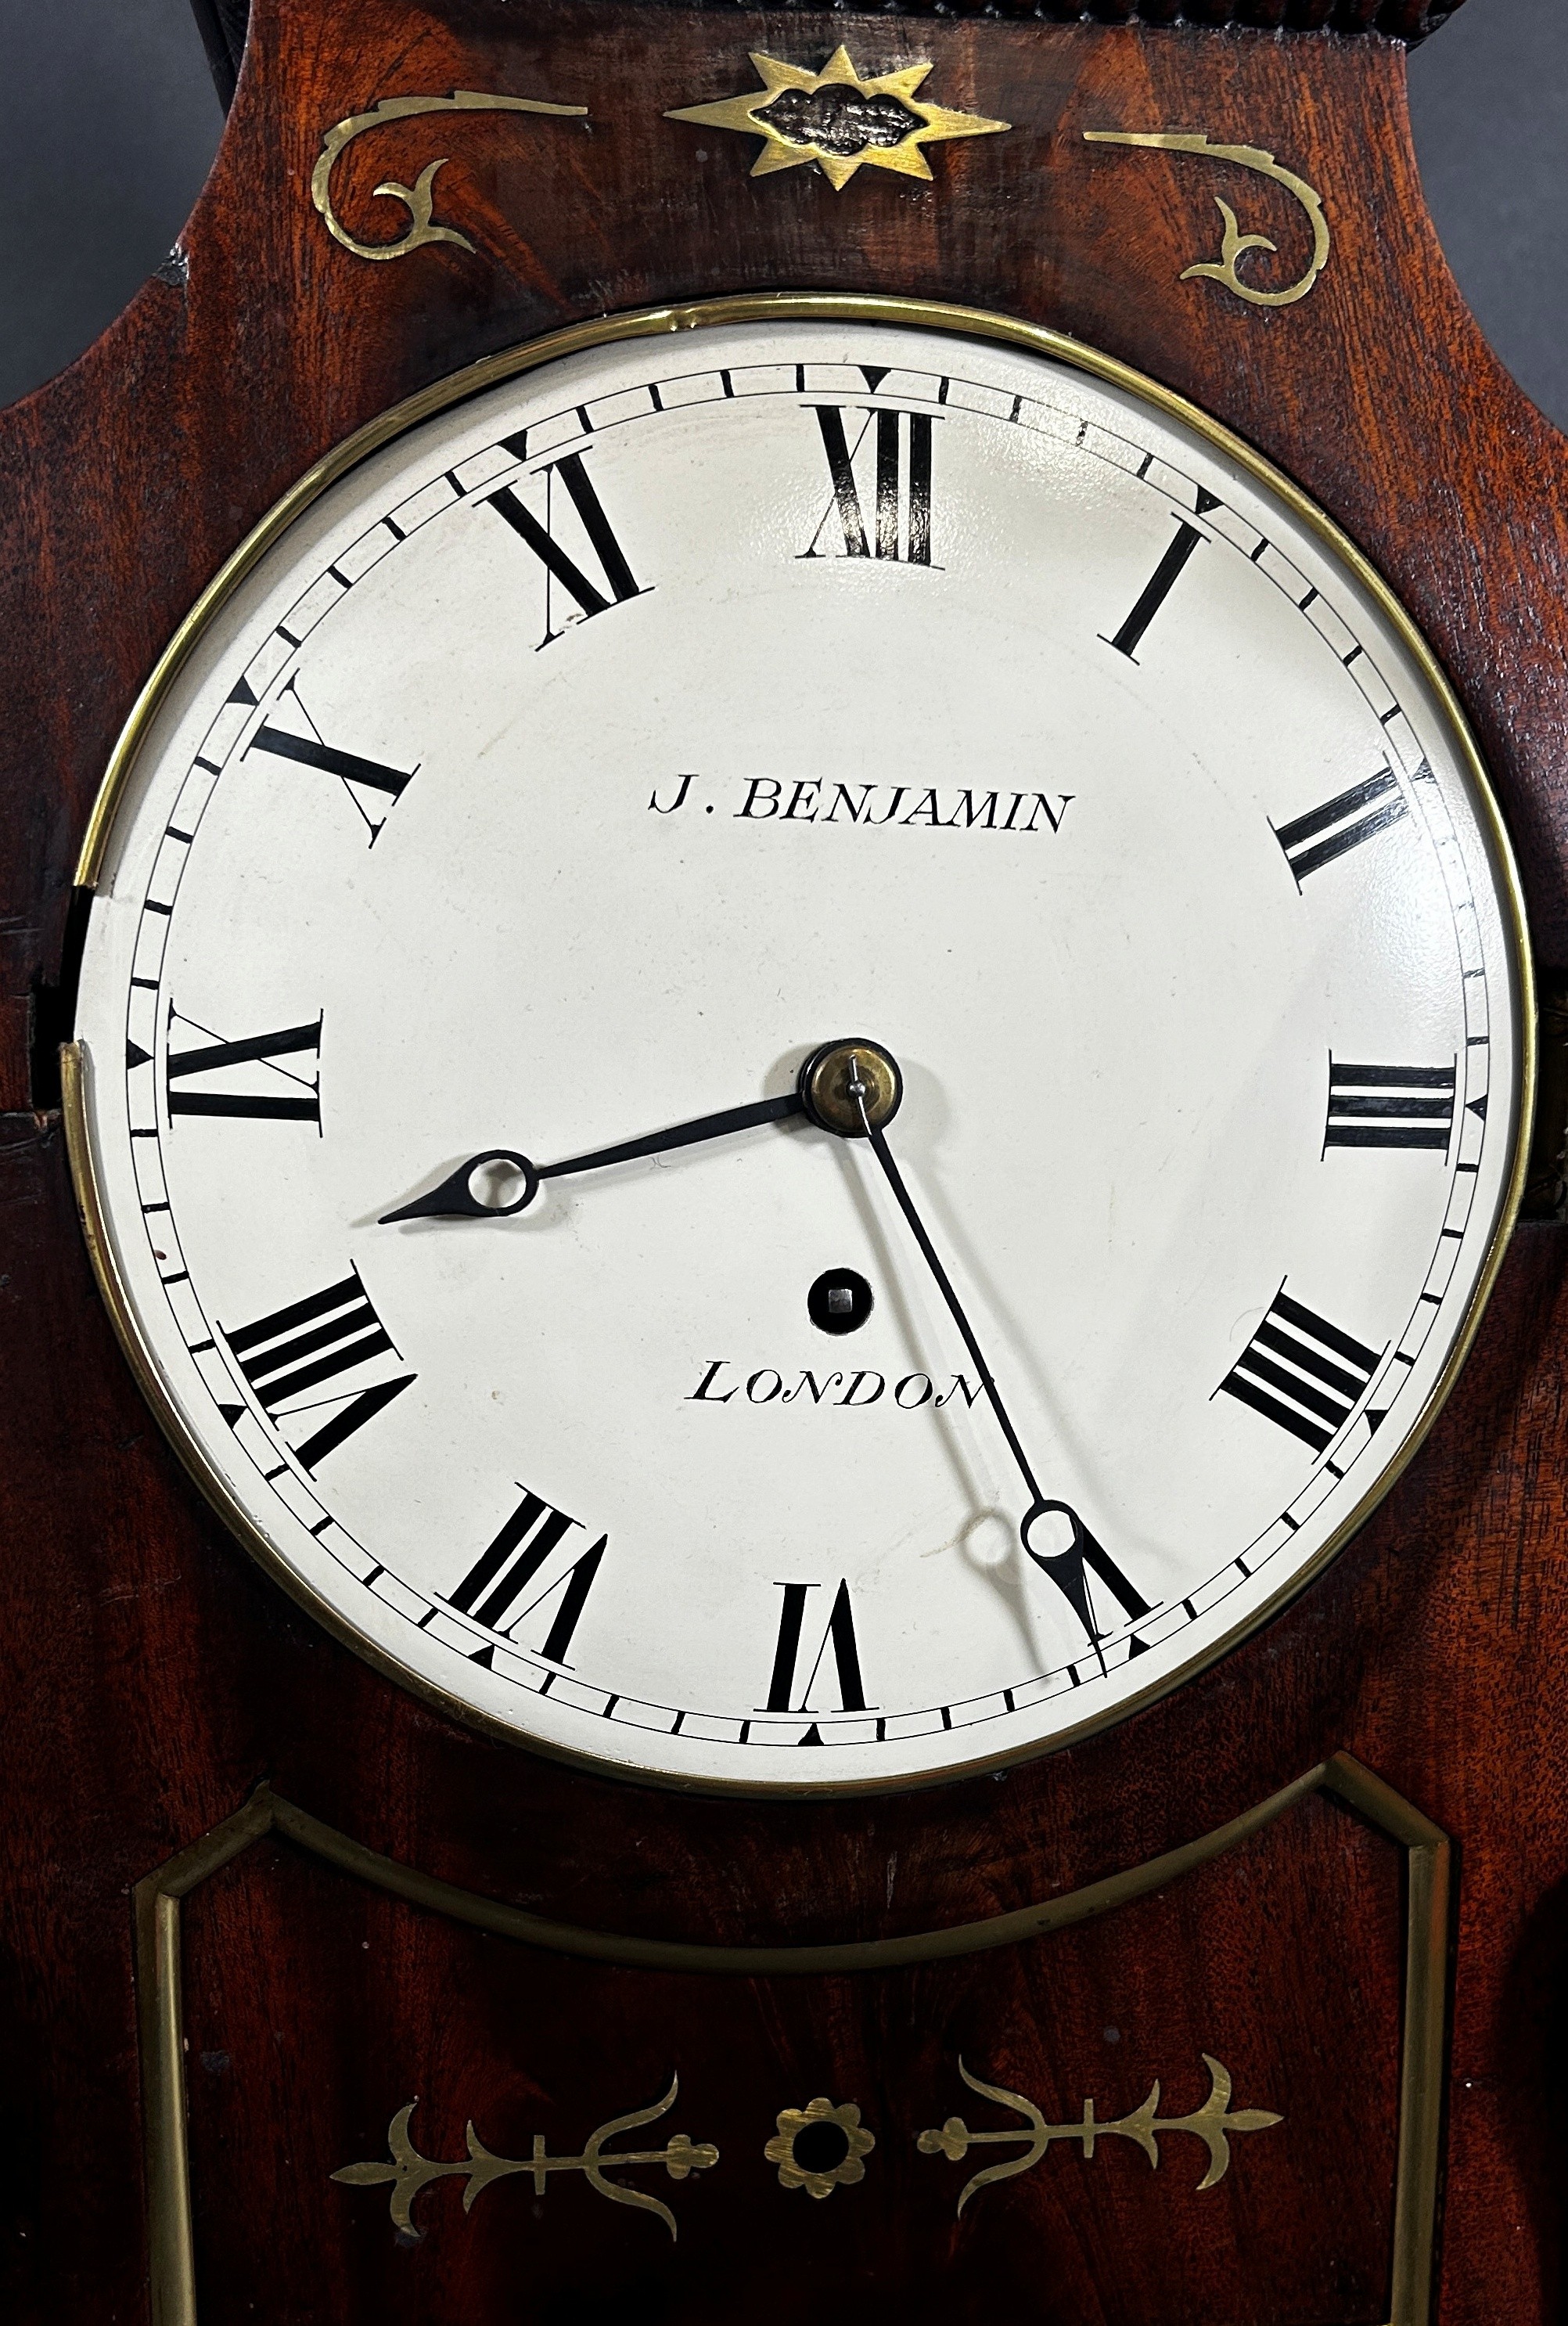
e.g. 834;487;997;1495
5;2;1568;2322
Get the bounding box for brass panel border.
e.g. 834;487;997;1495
135;1750;1447;2326
64;291;1536;1801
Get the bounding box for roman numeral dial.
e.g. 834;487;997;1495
77;320;1518;1792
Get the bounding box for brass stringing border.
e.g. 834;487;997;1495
135;1752;1446;2326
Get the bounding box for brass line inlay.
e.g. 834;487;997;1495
333;2076;717;2240
667;49;1008;191
917;2052;1280;2215
1084;131;1331;308
311;91;588;261
133;1752;1446;2326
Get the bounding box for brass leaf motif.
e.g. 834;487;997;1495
333;2075;718;2241
916;2054;1282;2216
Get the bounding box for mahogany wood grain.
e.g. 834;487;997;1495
191;0;1482;112
2;4;1563;2317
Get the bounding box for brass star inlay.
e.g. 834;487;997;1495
666;48;1009;192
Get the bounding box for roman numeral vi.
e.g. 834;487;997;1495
764;1579;869;1720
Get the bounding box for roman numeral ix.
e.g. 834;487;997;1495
246;679;416;845
1325;1059;1456;1154
802;406;935;566
1273;768;1408;884
162;1006;322;1125
486;452;646;646
1217;1288;1382;1456
219;1267;414;1471
764;1579;869;1730
448;1485;606;1666
1101;494;1221;661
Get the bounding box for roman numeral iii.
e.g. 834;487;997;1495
1217;1288;1382;1456
802;407;934;566
1273;767;1408;884
219;1267;413;1470
1325;1060;1456;1153
486;452;646;646
764;1579;869;1719
448;1485;606;1665
246;679;415;844
164;1006;322;1125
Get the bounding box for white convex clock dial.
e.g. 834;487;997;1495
70;307;1531;1791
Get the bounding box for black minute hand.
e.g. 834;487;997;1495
379;1093;804;1222
854;1076;1149;1654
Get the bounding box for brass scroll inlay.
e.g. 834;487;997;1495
667;49;1009;192
332;2076;717;2240
311;91;588;261
1084;131;1331;308
917;2053;1281;2215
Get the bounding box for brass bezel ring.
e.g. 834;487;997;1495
67;293;1537;1799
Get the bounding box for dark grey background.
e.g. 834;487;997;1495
0;0;1563;426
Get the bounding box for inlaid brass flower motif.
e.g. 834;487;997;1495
765;2096;876;2197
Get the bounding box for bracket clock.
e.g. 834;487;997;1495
4;0;1567;2319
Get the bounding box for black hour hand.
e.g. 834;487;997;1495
380;1150;539;1222
381;1092;807;1222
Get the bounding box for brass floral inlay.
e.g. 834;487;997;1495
765;2096;877;2196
